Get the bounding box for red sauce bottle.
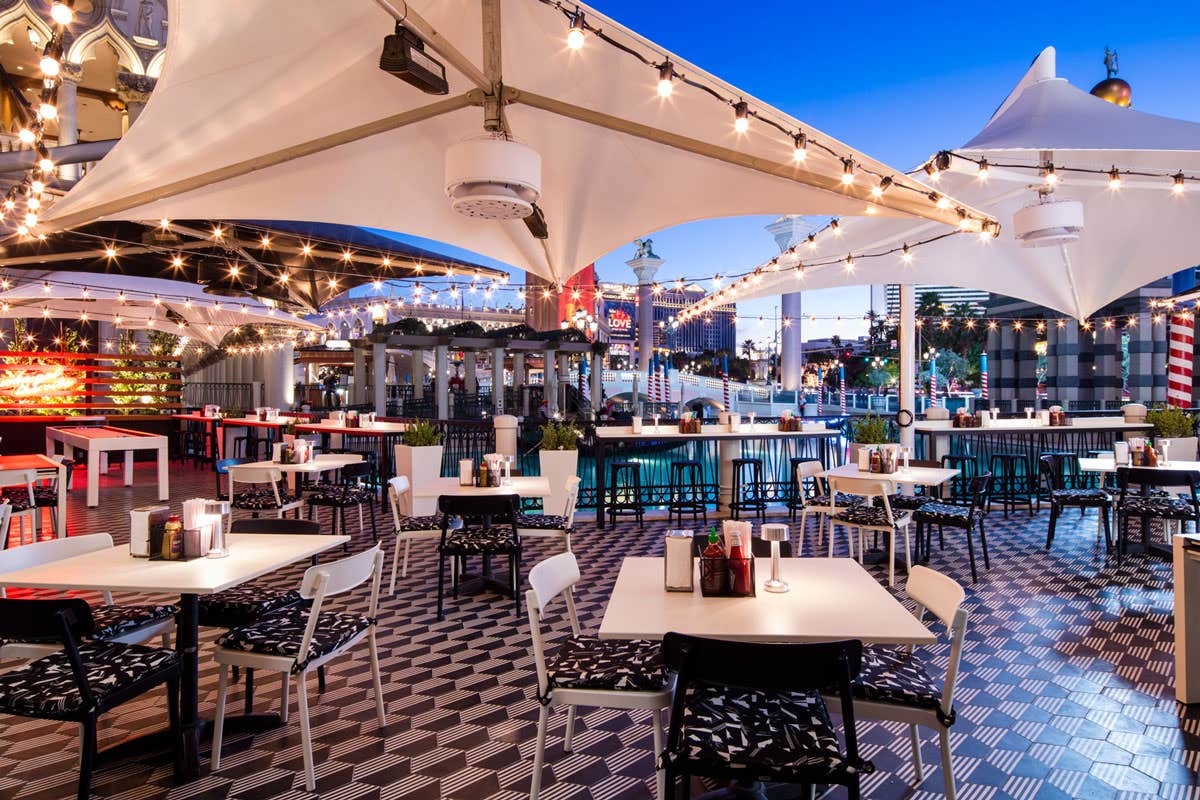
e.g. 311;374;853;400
728;529;752;595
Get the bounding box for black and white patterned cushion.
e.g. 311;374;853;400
216;606;370;672
546;636;666;692
395;514;443;532
32;486;58;507
515;513;569;530
845;645;942;711
669;684;853;778
832;506;908;528
1118;496;1197;519
0;641;178;720
232;488;296;510
1051;488;1111;506
198;583;303;628
914;502;983;527
307;485;375;506
805;493;861;509
875;493;936;511
439;527;518;555
89;604;178;640
1;491;33;512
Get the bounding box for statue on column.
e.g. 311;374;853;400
633;238;658;260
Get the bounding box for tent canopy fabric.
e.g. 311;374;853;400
0;272;323;347
42;0;992;286
700;47;1200;321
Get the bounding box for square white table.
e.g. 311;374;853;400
228;453;362;493
412;475;552;499
820;463;959;488
0;532;350;779
599;557;934;645
46;425;169;507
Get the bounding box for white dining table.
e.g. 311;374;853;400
411;475;552;499
228;453;362;493
1079;456;1200;474
0;532;350;779
820;463;960;488
599;556;934;645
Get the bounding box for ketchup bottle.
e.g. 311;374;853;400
728;529;752;595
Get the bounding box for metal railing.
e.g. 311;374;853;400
182;381;254;410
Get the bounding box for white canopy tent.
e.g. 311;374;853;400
698;47;1200;321
0;273;324;348
40;0;991;286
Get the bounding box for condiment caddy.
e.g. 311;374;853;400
698;521;755;597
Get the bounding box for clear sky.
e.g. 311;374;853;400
377;1;1200;343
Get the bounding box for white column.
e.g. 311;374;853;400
116;71;153;132
352;346;366;404
262;343;294;409
558;352;570;413
899;285;916;456
371;343;387;415
513;351;526;415
491;346;506;415
57;64;80;180
590;352;603;411
494;415;518;457
628;255;664;374
412;348;425;399
781;293;803;391
544;347;558;415
435;344;449;419
464;351;478;393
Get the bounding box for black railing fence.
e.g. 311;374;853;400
182;382;254;411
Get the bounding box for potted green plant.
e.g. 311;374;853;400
1147;404;1198;460
393;421;444;515
848;413;892;470
538;420;580;515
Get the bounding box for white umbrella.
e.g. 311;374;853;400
0;272;324;347
41;0;991;285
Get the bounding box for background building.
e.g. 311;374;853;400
881;284;991;318
598;281;734;368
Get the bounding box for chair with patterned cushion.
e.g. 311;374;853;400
1040;454;1112;552
31;455;72;536
0;468;40;548
873;460;941;515
386;475;443;593
526;552;672;800
436;494;521;620
825;566;968;799
661;633;871;800
0;598;181;800
1115;466;1200;562
914;473;992;583
0;533;176;662
211;546;386;793
227;465;302;531
827;476;913;587
517;476;580;553
305;459;378;545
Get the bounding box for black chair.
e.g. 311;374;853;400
785;457;808;521
660;633;871;799
914;473;992;583
436;494;521;620
32;454;73;534
988;453;1030;516
607;462;644;528
939;455;978;505
876;460;941;512
306;460;379;544
729;458;766;521
0;598;181;800
668;461;707;527
1114;467;1200;562
1040;454;1112;552
232;428;270;461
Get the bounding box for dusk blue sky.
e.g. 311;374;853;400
375;1;1200;343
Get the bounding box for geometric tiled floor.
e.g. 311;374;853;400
0;462;1197;799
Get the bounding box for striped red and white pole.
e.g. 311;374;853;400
839;365;847;415
930;369;938;408
1168;313;1194;408
723;374;730;411
980;353;988;401
816;368;823;415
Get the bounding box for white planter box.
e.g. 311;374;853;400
393;444;444;516
539;449;579;516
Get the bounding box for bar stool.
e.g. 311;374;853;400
233;431;270;461
988;453;1030;517
607;461;644;528
729;458;766;521
786;457;808;521
668;460;707;526
1037;450;1080;510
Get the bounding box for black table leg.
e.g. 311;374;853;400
177;593;201;779
596;438;607;528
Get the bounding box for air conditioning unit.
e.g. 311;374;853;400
1012;199;1084;247
445;136;541;221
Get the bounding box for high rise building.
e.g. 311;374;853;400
597;281;735;368
882;284;991;318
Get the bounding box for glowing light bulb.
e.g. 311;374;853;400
733;101;749;133
566;13;585;49
38;157;54;173
172;255;184;268
900;244;913;264
50;2;73;25
840;159;854;185
1043;163;1057;185
23;212;37;227
104;246;117;258
1173;172;1186;194
17;127;35;145
15;225;28;236
37;102;57;121
656;62;674;97
30;180;45;195
792;132;807;162
39;55;59;77
977;158;989;180
1107;166;1121;190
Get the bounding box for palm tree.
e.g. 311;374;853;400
741;339;755;360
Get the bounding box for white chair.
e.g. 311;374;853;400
825;565;968;798
827;475;913;586
527;552;672;800
0;530;175;661
792;460;850;547
0;469;40;548
211;545;386;792
227;465;303;532
386;475;443;593
517;476;580;552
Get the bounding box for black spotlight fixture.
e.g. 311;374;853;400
379;22;448;95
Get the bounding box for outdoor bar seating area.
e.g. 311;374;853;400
0;1;1197;799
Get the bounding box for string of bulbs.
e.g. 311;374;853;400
916;149;1197;194
541;1;998;234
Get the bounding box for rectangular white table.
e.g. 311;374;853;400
599;556;934;645
0;453;68;539
820;463;959;488
1079;456;1200;474
0;532;349;779
46;425;169;507
412;475;552;499
228;453;362;493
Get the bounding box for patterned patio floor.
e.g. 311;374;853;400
0;460;1196;800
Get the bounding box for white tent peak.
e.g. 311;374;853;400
985;46;1057;126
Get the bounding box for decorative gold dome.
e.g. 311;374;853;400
1091;77;1132;107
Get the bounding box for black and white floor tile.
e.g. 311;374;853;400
0;462;1197;799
